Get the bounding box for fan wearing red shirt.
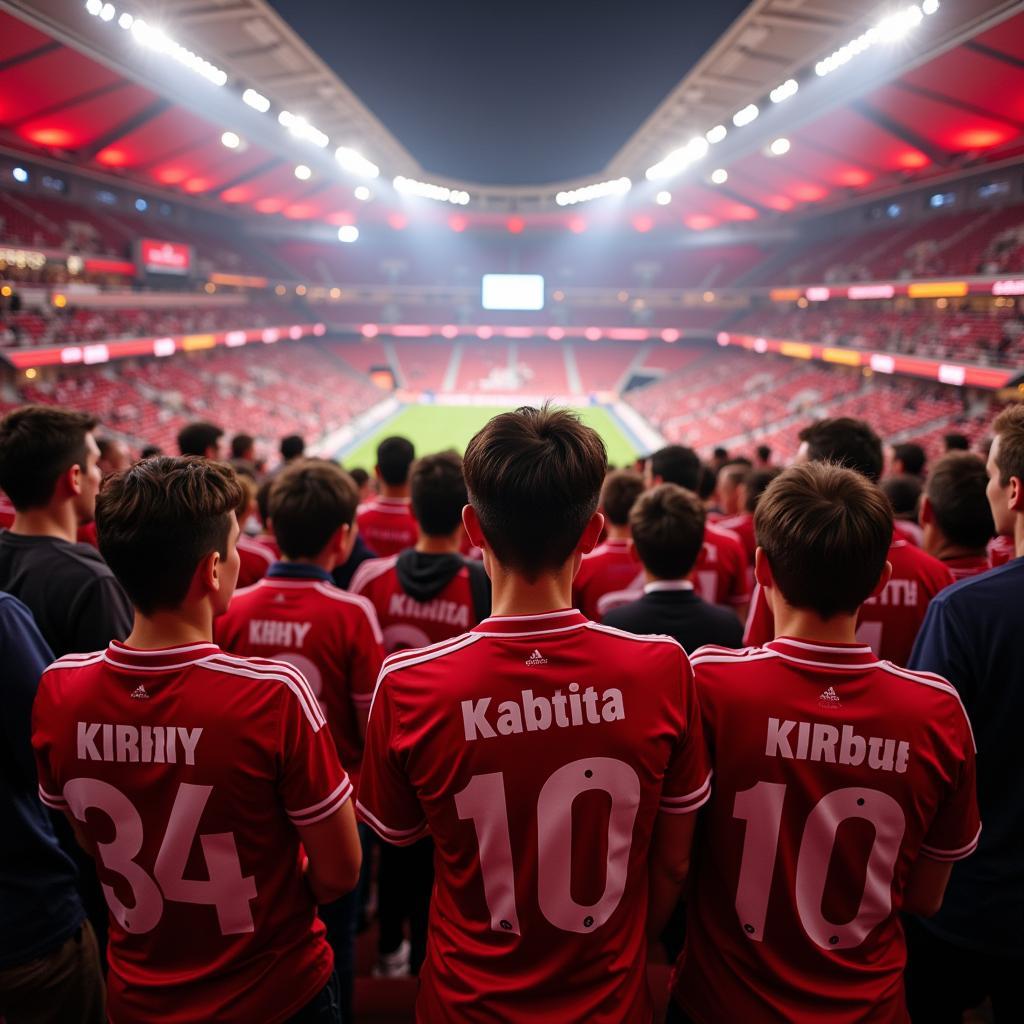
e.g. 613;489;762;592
672;462;980;1024
920;452;995;581
352;451;490;978
216;458;383;1019
356;436;419;557
572;469;644;619
32;457;361;1024
744;418;953;665
358;407;711;1024
231;472;276;588
718;467;782;567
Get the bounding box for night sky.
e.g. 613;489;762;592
269;0;750;185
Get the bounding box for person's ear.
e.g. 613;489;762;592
62;462;82;498
335;522;355;560
1009;475;1024;513
463;504;486;550
578;511;604;556
197;548;222;597
867;560;893;600
753;546;773;590
919;494;934;528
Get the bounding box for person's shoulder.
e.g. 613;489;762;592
891;540;953;582
0;589;33;622
928;555;1022;611
871;660;975;743
199;651;326;725
350;554;399;594
598;597;644;630
40;648;108;682
584;619;685;657
377;632;483;689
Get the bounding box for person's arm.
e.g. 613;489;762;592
902;857;953;918
298;800;361;904
647;812;699;940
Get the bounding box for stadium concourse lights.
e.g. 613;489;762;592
278;111;329;149
555;177;632;206
220;131;241;150
293;164;312;181
337;226;359;243
646;136;708;182
710;168;728;185
354;186;372;201
393;176;470;205
655;191;672;206
335;146;380;180
815;3;939;77
768;137;791;157
242;88;271;113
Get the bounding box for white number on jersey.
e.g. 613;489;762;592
455;757;641;936
64;778;257;935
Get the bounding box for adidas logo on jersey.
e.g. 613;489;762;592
130;685;150;700
525;649;548;666
818;686;841;707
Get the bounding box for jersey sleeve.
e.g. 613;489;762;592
919;701;981;863
349;602;385;718
276;667;353;829
356;677;429;845
659;649;712;815
742;583;773;647
31;670;68;813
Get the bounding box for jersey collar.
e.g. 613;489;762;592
766;637;880;670
472;609;588;636
105;640;220;670
267;562;334;582
644;580;694;594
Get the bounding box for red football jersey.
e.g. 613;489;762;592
572;539;641;620
215;574;384;778
943;554;992;581
350;555;482;652
0;493;14;529
357;610;711;1023
235;535;275;589
356;497;418;557
893;520;923;547
717;512;756;565
674;638;980;1024
744;539;954;667
32;641;351;1024
988;534;1016;567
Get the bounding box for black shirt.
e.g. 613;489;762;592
0;531;132;657
333;534;378;590
601;584;744;654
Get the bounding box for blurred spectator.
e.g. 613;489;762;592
177;421;223;460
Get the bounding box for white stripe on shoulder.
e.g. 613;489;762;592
876;662;976;751
584;621;683;648
45;651;106;671
203;655;325;730
382;632;474;668
369;633;483;717
313;584;385;644
689;649;775;668
350;556;399;594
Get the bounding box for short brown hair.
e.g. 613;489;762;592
926;453;994;549
463;405;606;580
97;457;243;615
411;451;467;536
743;467;782;513
630;484;705;580
0;406;97;509
755;462;892;619
798;418;884;482
269;459;359;559
992;404;1024;487
601;470;644;526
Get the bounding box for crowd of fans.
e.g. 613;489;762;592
0;392;1021;1023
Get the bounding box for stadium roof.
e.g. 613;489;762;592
1;0;1024;231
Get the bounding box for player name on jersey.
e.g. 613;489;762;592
864;579;919;607
766;717;910;774
389;592;469;628
461;684;624;741
77;721;202;765
247;619;312;647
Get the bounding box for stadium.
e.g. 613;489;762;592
0;0;1022;1022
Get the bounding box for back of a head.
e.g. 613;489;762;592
756;444;772;465
944;433;970;452
601;469;644;527
411;451;468;537
269;459;359;559
992;404;1024;487
0;405;97;509
141;445;162;460
231;433;255;460
349;467;370;489
255;478;274;527
881;474;922;518
926;453;994;550
649;445;701;491
464;405;606;580
696;463;716;502
798;417;884;482
279;434;305;462
177;420;224;458
376;435;416;486
97;456;242;616
893;442;926;477
630;484;706;581
756;462;893;619
743;467;782;513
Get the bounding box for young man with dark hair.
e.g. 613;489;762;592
348;466;374;503
944;432;970;452
216;459;382;1020
906;405;1024;1022
755;444;773;468
919;452;994;580
96;437;131;477
0;406;132;656
744;417;953;665
231;433;255;462
892;441;927;478
600;445;750;615
356;436;418;557
140;444;162;460
280;434;305;464
33;457;360;1024
232;473;274;588
673;461;979;1024
715;460;752;519
718;467;782;566
602;484;742;652
882;474;925;547
572;469;644;620
176;420;224;459
358;406;710;1023
352;451;489;978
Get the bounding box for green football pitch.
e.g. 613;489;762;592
339;403;640;473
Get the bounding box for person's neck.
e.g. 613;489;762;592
1016;517;1024;559
124;605;213;650
605;524;631;542
282;553;336;572
379;484;409;500
771;601;859;645
11;504;79;544
488;563;574;617
643;570;692;587
928;537;987;564
416;533;461;555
